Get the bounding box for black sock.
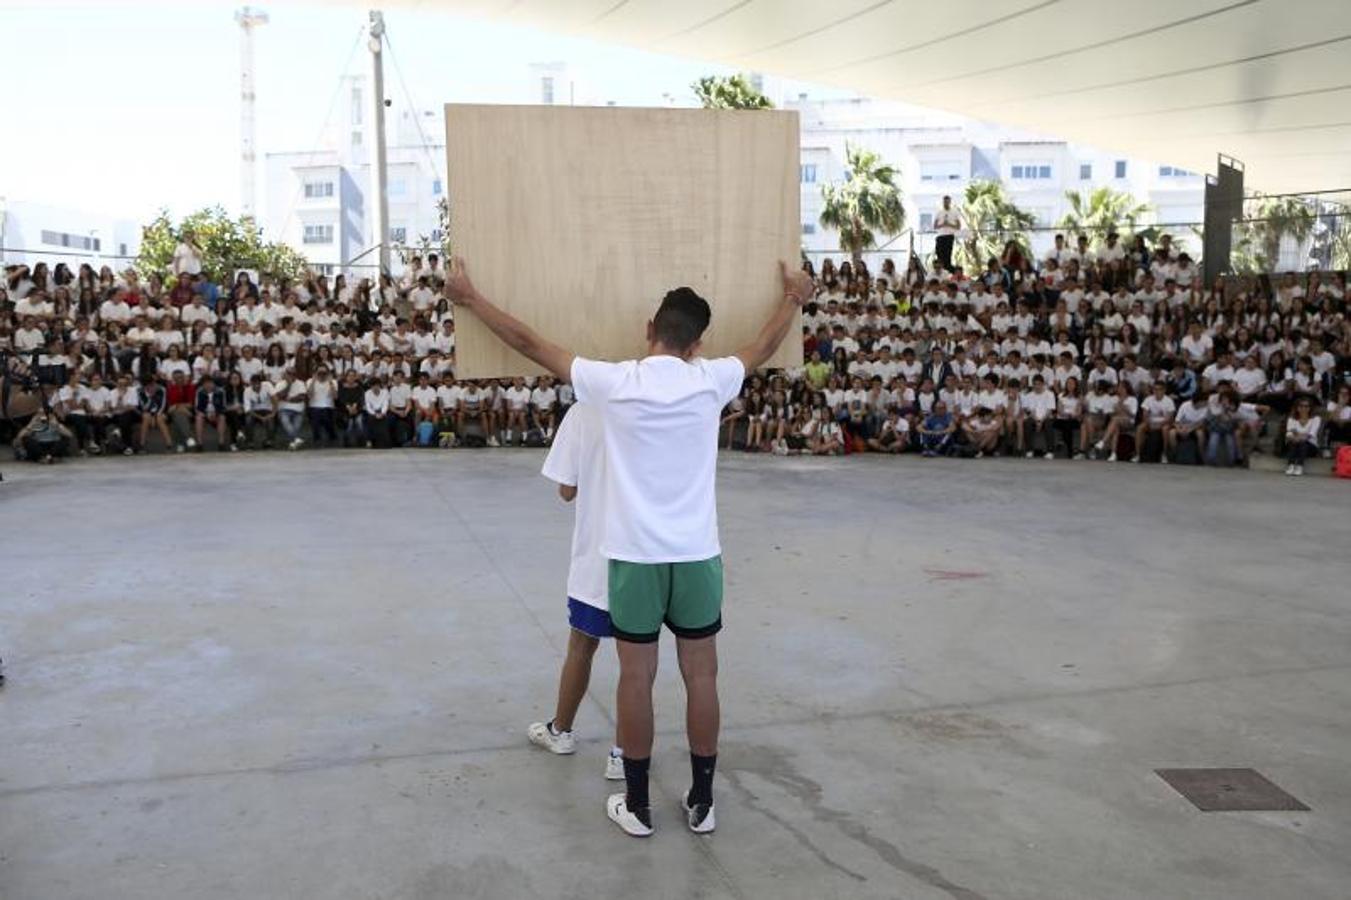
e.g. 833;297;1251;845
689;753;717;806
623;756;651;820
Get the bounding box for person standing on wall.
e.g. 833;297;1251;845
934;195;960;273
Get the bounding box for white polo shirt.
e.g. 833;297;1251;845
571;354;744;563
541;403;608;608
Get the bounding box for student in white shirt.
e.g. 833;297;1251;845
502;376;532;445
1135;381;1177;464
1022;375;1056;459
444;256;809;838
274;370;309;450
527;403;625;780
1283;397;1322;476
363;376;392;448
530;376;559;439
242;374;276;448
1096;381;1140;461
933;195;960;271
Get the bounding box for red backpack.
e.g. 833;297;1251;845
1335;445;1351;479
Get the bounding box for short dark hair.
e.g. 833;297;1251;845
652;287;711;351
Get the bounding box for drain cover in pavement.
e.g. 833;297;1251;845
1156;768;1310;812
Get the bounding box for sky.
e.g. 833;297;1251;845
0;0;845;224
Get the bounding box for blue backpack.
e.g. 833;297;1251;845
416;420;437;447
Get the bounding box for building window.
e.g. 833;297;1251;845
801;222;816;235
1079;163;1092;180
303;181;335;199
388;179;407;197
919;160;963;182
800;164;817;184
39;229;99;251
1158;166;1192;177
1010;164;1052;180
432;178;443;195
352;130;363;147
303;224;334;244
351;88;363;126
919;213;934;232
390;226;407;243
541;76;554;105
1114;160;1127;179
119;243;128;256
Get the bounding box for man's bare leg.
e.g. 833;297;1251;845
614;639;659;828
677;634;720;827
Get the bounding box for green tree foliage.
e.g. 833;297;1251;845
818;143;905;264
1229;194;1316;274
955;179;1036;272
1057;187;1152;247
692;74;773;110
137;207;309;283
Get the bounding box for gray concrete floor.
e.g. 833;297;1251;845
1;450;1349;900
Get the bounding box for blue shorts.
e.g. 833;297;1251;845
568;597;612;639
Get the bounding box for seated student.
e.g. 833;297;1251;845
337;371;366;447
918;400;957;457
1080;379;1115;459
457;379;495;446
1203;390;1241;466
80;372;114;454
363;376;392;448
783;407;812;455
866;408;908;454
1002;379;1025;455
222;372;248;449
503;376;532;445
1173;389;1209;463
530;376;559;440
193;374;229;451
274;370;309;450
164;369;198;453
1283;397;1321;477
963;405;1002;457
411;371;440;434
108;372;142;455
800;405;842;455
719;392;746;449
243;374;276;449
387;370;414;446
306;366;339;447
136;375;172;452
1022;375;1056;459
1098;382;1140;462
13;409;76;464
1055;376;1083;459
1135;381;1177;464
1326;385;1351;450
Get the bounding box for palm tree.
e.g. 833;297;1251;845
818;143;905;265
1057;187;1152;247
955;179;1035;272
1252;194;1315;270
692;74;773;109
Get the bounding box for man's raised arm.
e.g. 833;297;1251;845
441;257;575;380
735;261;812;373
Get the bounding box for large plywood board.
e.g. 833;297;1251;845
445;104;801;378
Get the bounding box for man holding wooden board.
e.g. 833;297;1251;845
444;257;812;837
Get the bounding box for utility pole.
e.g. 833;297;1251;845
235;6;269;220
367;10;390;274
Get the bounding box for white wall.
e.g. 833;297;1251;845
0;199;141;270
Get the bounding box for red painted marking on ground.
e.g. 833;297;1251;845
923;568;988;581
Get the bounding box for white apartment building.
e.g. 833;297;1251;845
0;198;142;270
261;75;447;277
791;96;1205;264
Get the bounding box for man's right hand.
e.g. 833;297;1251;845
442;257;480;307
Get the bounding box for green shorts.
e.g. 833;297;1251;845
607;556;723;643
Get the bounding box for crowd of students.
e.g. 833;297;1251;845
3;230;1349;474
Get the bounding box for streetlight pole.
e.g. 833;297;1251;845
367;10;390;275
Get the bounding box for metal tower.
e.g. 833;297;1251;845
236;6;269;219
367;10;390;274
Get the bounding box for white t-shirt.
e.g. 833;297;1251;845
541;403;608;608
504;386;531;411
1142;395;1176;425
571;354;744;563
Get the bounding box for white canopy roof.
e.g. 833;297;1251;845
410;0;1351;194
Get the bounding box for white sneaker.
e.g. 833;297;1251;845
772;440;788;456
1284;464;1295;476
175;444;186;454
1294;465;1305;477
974;450;983;459
185;437;198;449
487;436;500;448
606;793;653;838
1024;451;1034;459
1107;452;1117;462
527;721;576;755
123;447;134;457
1160;456;1169;465
605;751;625;781
1043;452;1054;460
680;792;716;834
1094;440;1104;452
229;443;239;453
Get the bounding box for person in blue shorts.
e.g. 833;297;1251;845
527;402;623;780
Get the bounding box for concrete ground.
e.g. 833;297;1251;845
1;450;1348;900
